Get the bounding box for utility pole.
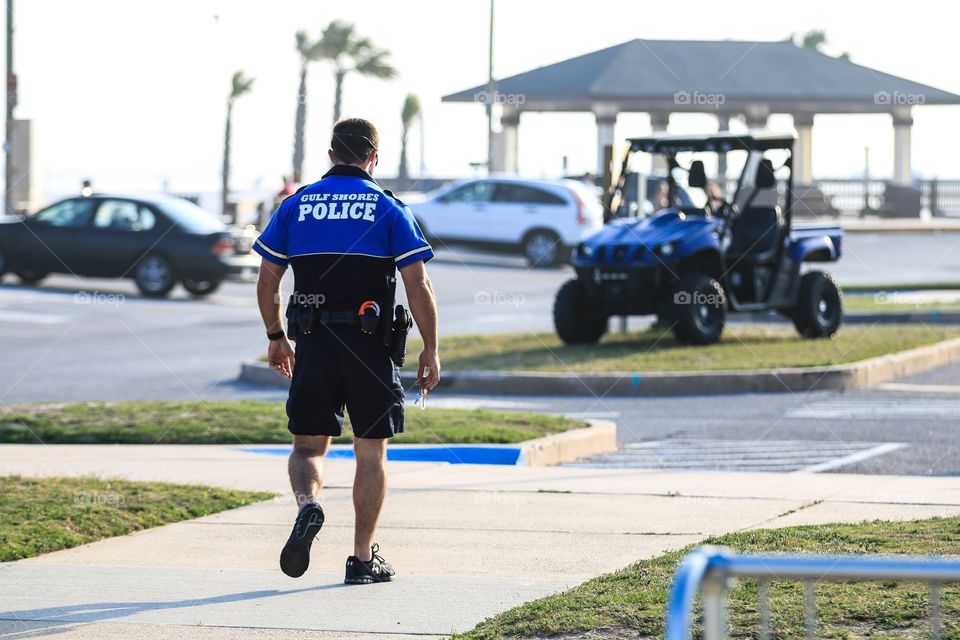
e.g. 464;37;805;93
4;0;14;216
485;0;495;174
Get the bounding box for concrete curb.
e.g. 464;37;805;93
239;336;960;397
519;419;617;466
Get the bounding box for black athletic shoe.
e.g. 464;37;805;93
279;503;324;578
344;543;396;584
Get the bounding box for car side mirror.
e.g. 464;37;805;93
756;158;776;189
688;160;707;189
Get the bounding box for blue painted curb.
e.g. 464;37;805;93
238;444;523;466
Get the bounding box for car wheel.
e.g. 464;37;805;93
15;269;48;285
134;255;176;297
791;271;842;338
670;274;726;345
182;279;222;297
524;230;562;267
553;278;607;344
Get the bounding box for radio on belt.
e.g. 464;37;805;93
358;300;381;334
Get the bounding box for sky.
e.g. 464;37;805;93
6;0;960;203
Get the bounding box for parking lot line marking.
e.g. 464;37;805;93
793;442;907;474
0;310;70;324
569;438;906;473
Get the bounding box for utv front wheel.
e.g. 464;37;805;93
671;274;726;345
554;279;607;344
791;271;842;338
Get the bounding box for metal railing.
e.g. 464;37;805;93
666;546;960;640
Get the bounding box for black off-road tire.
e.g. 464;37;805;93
791;271;843;338
553;278;607;344
670;274;726;345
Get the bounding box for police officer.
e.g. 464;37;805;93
254;118;440;585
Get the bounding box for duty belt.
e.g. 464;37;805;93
316;310;358;325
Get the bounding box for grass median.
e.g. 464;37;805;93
0;401;583;445
0;475;273;561
407;324;959;373
844;294;960;314
456;516;960;639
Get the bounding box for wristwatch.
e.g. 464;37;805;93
267;330;285;341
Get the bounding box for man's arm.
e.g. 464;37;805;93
257;259;295;379
399;260;440;390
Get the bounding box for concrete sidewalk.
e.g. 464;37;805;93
3;445;960;638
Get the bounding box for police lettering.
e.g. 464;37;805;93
297;192;379;223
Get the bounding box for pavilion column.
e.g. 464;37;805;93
649;111;671;173
496;106;520;174
716;112;734;179
892;107;913;185
594;108;617;177
792;113;814;185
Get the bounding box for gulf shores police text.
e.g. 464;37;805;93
297;192;381;222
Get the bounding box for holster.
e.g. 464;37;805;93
388;305;412;367
285;300;317;341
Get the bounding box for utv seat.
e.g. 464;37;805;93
727;206;781;264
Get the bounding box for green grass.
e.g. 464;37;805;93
0;401;582;445
406;324;960;373
844;295;960;314
456;516;960;639
0;475;272;561
843;282;960;293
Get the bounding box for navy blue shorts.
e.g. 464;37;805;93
286;324;405;439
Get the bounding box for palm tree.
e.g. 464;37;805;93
315;20;397;125
222;71;254;217
398;94;421;181
799;29;827;51
291;31;324;183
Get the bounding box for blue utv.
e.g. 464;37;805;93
554;131;843;346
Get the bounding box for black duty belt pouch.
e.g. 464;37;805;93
285;302;301;341
389;305;413;367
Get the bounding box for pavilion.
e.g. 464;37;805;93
442;39;960;184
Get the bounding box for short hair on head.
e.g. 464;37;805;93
331;118;379;165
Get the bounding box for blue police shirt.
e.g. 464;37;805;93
253;165;434;308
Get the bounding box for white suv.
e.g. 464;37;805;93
409;177;603;266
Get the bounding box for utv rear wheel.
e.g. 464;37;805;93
554;279;607;344
791;271;842;338
670;274;726;345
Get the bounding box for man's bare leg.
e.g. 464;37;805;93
289;434;331;508
353;437;388;561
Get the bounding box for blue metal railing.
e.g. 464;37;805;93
666;546;960;640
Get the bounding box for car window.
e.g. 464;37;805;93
32;199;95;227
493;183;566;205
440;181;494;203
93;200;156;232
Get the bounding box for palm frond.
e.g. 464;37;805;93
354;49;397;79
401;94;421;128
230;71;254;99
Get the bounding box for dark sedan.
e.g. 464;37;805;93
0;195;260;297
